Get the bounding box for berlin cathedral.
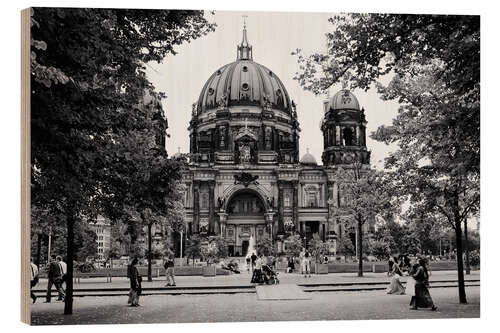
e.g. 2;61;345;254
179;25;372;256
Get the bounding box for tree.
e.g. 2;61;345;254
201;236;228;264
309;234;330;263
256;236;275;256
185;235;202;266
30;8;215;314
336;234;355;259
284;234;303;257
335;165;391;276
293;13;478;303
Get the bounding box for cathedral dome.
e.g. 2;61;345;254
329;89;360;111
300;149;317;166
195;24;292;115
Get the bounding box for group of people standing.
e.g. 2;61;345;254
386;255;438;311
29;255;67;304
285;248;312;277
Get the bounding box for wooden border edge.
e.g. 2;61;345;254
21;7;32;326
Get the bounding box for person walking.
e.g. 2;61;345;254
127;258;141;307
164;250;176;287
30;259;39;304
251;252;257;272
409;258;437;311
45;255;65;303
287;257;295;273
303;251;311;278
56;256;67;294
299;248;306;275
245;256;251;273
386;256;405;295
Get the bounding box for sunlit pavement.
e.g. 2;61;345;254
31;286;479;325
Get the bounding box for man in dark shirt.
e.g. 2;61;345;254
250;252;257;272
45;255;65;302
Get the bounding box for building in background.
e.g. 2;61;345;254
90;216;111;261
179;25;373;256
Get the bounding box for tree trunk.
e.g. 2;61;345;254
36;232;42;268
64;215;75;315
147;223;152;282
454;209;467;304
464;217;470;275
357;219;363;277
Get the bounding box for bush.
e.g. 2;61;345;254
469;250;480;267
309;234;329;263
256;236;275;256
284;234;303;257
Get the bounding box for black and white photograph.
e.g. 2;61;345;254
16;2;484;328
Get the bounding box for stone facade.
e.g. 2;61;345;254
179;26;372;255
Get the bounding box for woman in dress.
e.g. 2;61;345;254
410;258;437;311
386;256;405;294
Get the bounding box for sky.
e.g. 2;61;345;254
146;10;401;169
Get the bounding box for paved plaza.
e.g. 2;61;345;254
31;271;480;325
31;286;480;325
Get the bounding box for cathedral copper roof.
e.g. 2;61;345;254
195;24;292;115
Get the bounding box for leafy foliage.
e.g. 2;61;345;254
30;7;215;314
256;236;275;256
284;234;303;257
201;236;228;264
308;234;330;262
185;234;202;264
294;12;478;303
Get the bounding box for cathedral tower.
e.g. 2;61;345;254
321;89;370;166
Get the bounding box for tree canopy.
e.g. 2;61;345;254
294;13;479;303
30;7;215;314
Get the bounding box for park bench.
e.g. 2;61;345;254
74;271;112;283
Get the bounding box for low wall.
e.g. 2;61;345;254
38;260;467;278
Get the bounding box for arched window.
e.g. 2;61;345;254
343;127;354;146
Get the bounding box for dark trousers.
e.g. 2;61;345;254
46;278;65;302
30;280;37;301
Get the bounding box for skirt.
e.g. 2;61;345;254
410;284;434;308
405;277;416;296
386;274;406;295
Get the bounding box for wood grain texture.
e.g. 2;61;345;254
20;7;31;325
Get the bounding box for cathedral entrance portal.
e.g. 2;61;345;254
241;240;249;257
226;189;268;255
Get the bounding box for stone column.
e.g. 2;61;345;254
208;181;215;235
265;212;275;236
193;180;200;233
277;181;284;235
218;213;228;237
336;125;341;146
292;181;299;233
356;125;360;145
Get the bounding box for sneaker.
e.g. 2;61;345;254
171;284;176;286
431;306;438;311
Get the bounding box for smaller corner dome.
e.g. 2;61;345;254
329;89;360;111
300;150;317;166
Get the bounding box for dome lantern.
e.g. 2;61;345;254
237;17;252;60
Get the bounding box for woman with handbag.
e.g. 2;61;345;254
410;258;437;311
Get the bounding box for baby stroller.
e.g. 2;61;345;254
262;264;280;285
